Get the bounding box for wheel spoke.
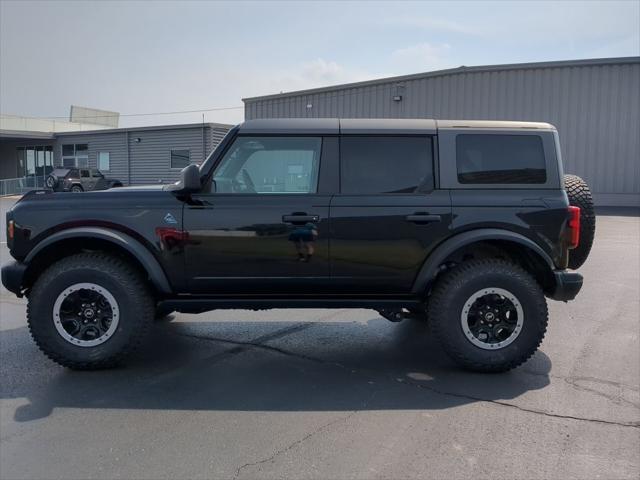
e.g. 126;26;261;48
461;288;524;350
52;283;119;347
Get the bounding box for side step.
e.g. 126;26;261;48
159;297;423;314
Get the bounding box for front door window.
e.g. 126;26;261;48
211;137;321;194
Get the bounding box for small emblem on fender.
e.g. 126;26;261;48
164;213;177;224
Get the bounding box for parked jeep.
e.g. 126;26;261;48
45;168;123;192
2;119;595;372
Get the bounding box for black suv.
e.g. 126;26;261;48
2;119;595;372
45;167;123;192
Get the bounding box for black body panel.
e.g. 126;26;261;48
184;194;331;294
329;191;452;293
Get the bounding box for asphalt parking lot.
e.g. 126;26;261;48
0;196;638;480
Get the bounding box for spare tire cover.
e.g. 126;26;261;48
564;174;596;269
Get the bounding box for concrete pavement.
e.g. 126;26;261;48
0;196;638;479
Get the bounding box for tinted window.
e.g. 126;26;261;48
340;136;433;194
51;168;70;177
171;149;190;169
80;169;90;178
212;137;321;194
456;134;546;184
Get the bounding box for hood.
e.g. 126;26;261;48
104;184;166;192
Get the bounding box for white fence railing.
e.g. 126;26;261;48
0;176;45;196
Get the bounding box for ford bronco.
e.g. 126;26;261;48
1;119;595;372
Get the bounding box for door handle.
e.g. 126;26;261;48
282;214;319;224
405;213;442;224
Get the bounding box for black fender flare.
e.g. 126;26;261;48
411;228;555;294
25;227;172;294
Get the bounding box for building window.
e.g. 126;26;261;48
98;152;110;171
340;136;434;194
62;144;89;168
170;149;190;169
16;146;53;177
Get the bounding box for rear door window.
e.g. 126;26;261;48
456;134;546;184
340;136;433;194
80;169;90;178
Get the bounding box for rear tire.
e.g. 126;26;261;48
71;185;83;193
428;259;548;373
564;174;596;269
27;253;154;370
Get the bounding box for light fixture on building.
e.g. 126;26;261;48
392;83;405;102
306;103;313;109
135;137;141;143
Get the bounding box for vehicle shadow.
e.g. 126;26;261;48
1;316;551;422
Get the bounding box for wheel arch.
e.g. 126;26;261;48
412;229;556;296
24;227;172;295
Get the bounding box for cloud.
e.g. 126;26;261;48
383;15;481;35
266;59;376;93
587;36;640;60
391;42;454;73
111;59;382;126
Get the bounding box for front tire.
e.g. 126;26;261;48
428;259;548;372
27;253;154;370
71;185;83;193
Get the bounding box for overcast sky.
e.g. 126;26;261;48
1;0;638;126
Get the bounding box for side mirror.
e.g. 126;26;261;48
166;164;201;193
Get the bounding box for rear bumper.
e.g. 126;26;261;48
549;270;583;302
1;260;27;297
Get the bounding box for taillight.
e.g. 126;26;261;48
567;206;580;249
7;220;14;240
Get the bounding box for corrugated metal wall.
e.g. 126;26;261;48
206;127;231;157
54;132;128;183
54;125;230;186
128;126;208;185
245;59;640;206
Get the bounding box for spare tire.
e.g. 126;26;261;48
45;174;58;189
564;174;596;269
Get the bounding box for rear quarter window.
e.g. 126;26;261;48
456;134;546;184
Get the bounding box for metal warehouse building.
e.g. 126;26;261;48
244;57;640;207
